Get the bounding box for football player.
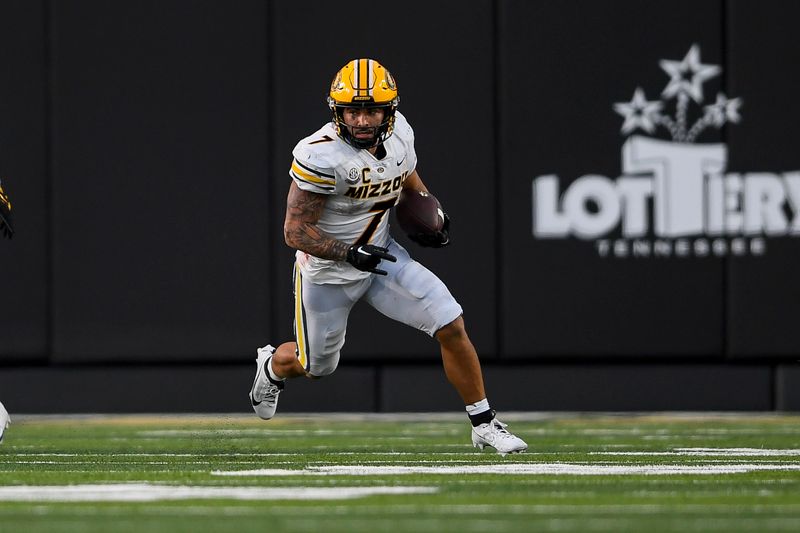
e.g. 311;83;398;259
1;179;13;443
0;179;12;239
0;401;9;443
249;59;526;455
1;179;12;443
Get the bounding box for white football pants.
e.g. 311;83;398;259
292;239;462;377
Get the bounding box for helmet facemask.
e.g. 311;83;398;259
329;100;398;150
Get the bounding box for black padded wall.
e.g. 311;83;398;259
50;1;270;362
725;0;800;356
0;1;48;360
499;1;727;357
1;2;799;412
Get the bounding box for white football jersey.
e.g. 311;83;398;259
289;111;418;284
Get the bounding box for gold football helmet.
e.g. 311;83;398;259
327;58;400;149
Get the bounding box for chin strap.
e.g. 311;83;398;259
331;107;396;150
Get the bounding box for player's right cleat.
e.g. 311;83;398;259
249;345;284;421
0;401;9;443
471;418;527;456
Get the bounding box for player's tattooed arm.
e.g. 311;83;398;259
284;181;350;261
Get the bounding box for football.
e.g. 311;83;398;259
394;189;444;236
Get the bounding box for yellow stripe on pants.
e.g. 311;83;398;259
294;264;308;370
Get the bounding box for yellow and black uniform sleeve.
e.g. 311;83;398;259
0;181;13;239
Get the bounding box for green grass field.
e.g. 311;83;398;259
1;412;799;532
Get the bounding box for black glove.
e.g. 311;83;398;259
408;213;450;248
0;182;12;240
346;244;397;275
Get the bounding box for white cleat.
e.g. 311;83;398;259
471;418;527;456
0;402;9;443
248;345;284;421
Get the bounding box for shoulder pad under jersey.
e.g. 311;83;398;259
290;123;348;194
392;111;415;144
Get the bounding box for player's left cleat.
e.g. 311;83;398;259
0;402;9;443
471;418;527;456
248;345;284;421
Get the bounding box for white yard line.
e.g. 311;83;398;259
19;503;800;517
212;463;800;476
593;448;800;457
135;428;800;437
137;429;461;437
0;484;437;502
7;452;473;457
679;447;800;456
12;448;800;459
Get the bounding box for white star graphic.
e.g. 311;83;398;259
659;44;721;103
705;92;743;126
613;87;663;134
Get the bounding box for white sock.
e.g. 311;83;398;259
465;398;490;416
267;357;285;382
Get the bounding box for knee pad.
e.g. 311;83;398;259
307;352;339;378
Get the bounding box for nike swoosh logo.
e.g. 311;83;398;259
249;357;268;406
250;379;263;406
396;156;406;166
